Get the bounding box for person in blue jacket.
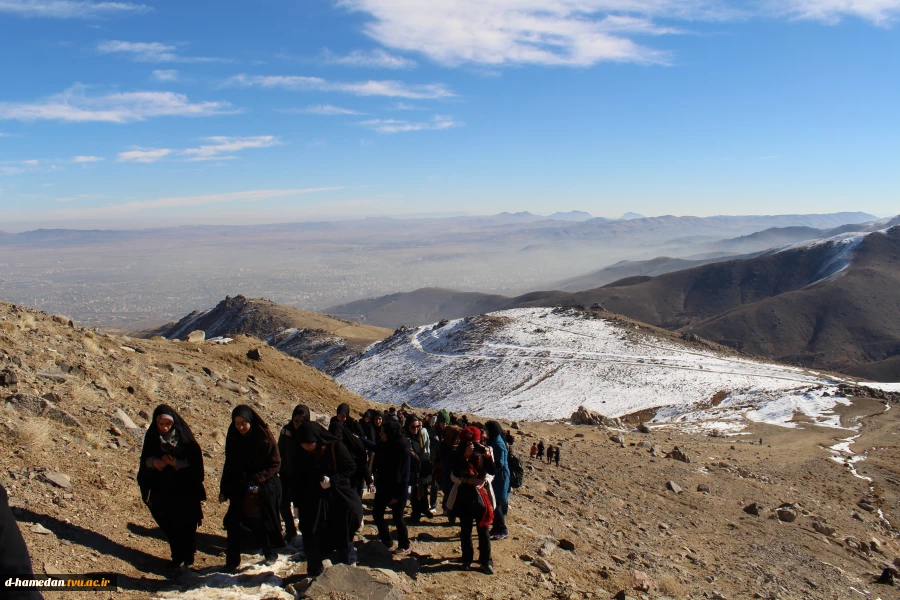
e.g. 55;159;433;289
485;421;510;540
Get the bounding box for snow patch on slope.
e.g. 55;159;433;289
337;307;855;431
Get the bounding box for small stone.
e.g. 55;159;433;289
666;481;682;494
632;570;657;592
41;471;73;490
610;434;625;445
637;422;651;434
743;503;762;516
532;557;553;573
812;521;835;536
649;444;663;457
776;508;797;523
0;368;18;386
613;591;637;600
697;483;711;493
519;553;533;562
877;567;897;585
247;348;262;361
186;330;205;343
31;524;52;535
666;446;691;463
558;539;576;552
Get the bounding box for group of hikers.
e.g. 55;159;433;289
136;402;522;577
529;439;562;466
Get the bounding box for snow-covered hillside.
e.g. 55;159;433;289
336;307;868;431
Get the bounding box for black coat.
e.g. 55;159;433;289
0;484;43;600
221;424;282;534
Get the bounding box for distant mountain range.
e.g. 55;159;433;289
328;224;900;379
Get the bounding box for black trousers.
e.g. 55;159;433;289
372;492;409;549
150;504;198;566
409;484;431;519
459;515;491;566
279;479;297;539
428;481;439;508
225;521;281;567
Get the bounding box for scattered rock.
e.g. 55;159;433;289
532;557;553;574
31;524;52;535
666;481;683;494
217;380;249;395
697;483;711;493
0;368;18;386
610;434;626;446
613;591;637;600
776;508;797;523
632;569;657;592
877;567;897;585
858;499;877;513
7;394;82;427
574;433;585;438
185;330;205;343
812;521;835;536
247;348;263;361
37;368;67;383
41;471;72;490
649;444;663;457
637;422;651;434
114;407;138;429
572;405;617;427
558;539;576;552
665;446;691;463
519;554;533;562
295;563;404;599
744;503;763;516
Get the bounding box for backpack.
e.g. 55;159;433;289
508;453;525;489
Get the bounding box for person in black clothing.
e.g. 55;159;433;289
546;446;554;465
218;405;283;571
554;445;561;467
334;403;369;496
361;410;383;490
536;440;545;461
448;425;496;574
372;419;411;553
405;415;434;521
137;405;206;576
293;421;364;575
0;483;43;600
276;405;309;542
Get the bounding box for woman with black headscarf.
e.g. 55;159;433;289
372;419;411;553
137;405;206;575
485;420;510;540
218;405;283;571
277;405;309;543
292;420;364;576
404;415;434;521
447;426;496;574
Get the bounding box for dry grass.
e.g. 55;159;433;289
52;314;70;326
68;381;99;405
0;320;15;334
83;431;104;449
15;419;51;451
20;314;37;330
657;573;689;598
82;337;103;355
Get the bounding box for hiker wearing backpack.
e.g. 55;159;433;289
485;421;510;540
333;404;370;497
405;415;434;521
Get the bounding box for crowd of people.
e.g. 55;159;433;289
137;403;520;577
529;440;562;466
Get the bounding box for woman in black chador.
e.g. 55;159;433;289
137;405;206;575
292;421;364;576
219;405;283;571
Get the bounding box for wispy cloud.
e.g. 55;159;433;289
0;159;40;175
0;0;150;19
773;0;900;25
320;48;416;69
71;155;103;163
0;84;236;123
292;104;365;115
393;102;422;110
226;74;454;99
45;187;343;218
359;114;460;133
151;69;178;81
116;147;171;163
181;136;280;161
97;40;229;63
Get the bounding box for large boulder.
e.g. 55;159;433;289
571;405;621;427
6;394;82;427
186;330;206;344
295;564;404;599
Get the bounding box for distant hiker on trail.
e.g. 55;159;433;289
405;415;435;521
530;443;538;460
537;440;545;460
219;405;283;571
277;405;309;542
138;404;205;577
293;420;364;575
440;425;462;525
0;483;43;600
486;421;510;540
447;426;496;575
554;445;561;467
372;419;412;555
546;446;555;465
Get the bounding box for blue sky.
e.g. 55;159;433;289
0;0;898;230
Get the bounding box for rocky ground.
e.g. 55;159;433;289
1;301;899;599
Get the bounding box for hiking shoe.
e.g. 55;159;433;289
491;532;509;540
461;562;472;572
394;547;411;555
482;563;494;575
264;553;278;566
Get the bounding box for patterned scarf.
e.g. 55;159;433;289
466;454;494;529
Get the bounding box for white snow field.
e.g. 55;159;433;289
336;307;877;431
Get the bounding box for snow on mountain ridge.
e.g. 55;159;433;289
336;307;857;431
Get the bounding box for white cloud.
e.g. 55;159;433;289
295;104;365;115
0;159;40;175
359;114;460;133
773;0;900;24
45;187;343;218
393;102;422;110
320;48;416;69
180;136;280;161
0;84;235;123
97;40;228;63
71;155;103;163
151;69;178;81
226;74;454;99
116;147;171;163
0;0;149;19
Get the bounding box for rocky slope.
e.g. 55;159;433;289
142;295;391;373
2;301;899;599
